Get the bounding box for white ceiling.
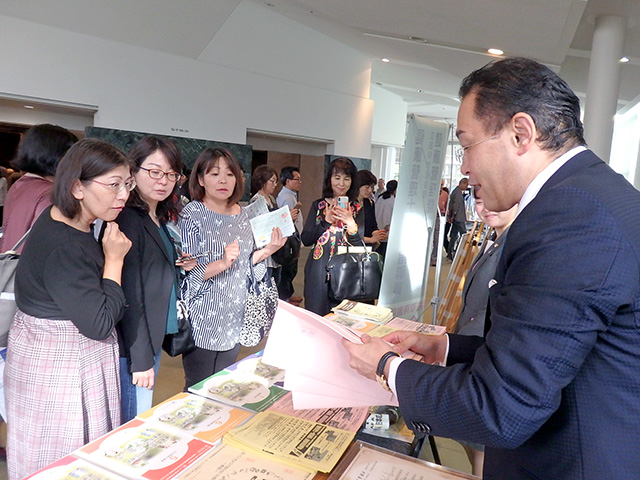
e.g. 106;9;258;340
2;0;640;121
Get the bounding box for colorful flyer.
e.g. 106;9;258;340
24;455;128;480
137;392;252;444
74;419;214;480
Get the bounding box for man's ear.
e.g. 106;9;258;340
511;112;537;154
71;179;84;200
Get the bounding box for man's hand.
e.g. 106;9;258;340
341;335;399;381
132;367;155;390
382;331;448;365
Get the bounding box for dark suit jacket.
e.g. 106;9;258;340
454;229;509;336
447;186;466;223
396;150;640;479
116;206;178;372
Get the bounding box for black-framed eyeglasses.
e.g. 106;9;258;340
91;178;137;193
139;166;181;182
454;135;499;163
268;177;278;185
291;176;302;182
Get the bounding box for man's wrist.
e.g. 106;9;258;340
376;351;400;391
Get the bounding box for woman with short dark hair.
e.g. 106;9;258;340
301;157;364;315
179;148;285;388
1;124;77;252
115;136;196;422
250;165;281;283
5;138;133;479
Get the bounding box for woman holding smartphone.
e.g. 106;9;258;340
301;157;363;316
179;148;285;388
115;136;196;423
5;139;133;479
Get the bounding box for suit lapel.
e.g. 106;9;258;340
143;215;172;264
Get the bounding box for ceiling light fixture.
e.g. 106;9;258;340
24;105;34;109
487;48;504;56
620;56;630;63
381;58;390;63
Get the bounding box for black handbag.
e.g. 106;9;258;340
326;246;383;302
271;231;301;266
162;299;196;357
240;262;279;347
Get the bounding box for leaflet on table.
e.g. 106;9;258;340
267;391;369;432
331;300;394;324
368;316;446;337
188;365;288;413
174;443;314;480
223;350;285;388
249;205;296;248
263;301;397;409
325;313;380;336
223;411;355;473
23;455;128;480
136;392;252;445
328;441;477;480
74;418;213;480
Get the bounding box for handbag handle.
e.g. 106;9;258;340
4;228;32;254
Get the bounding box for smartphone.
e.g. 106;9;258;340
337;196;349;209
175;251;210;264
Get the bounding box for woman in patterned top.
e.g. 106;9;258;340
301;157;364;316
178;148;285;388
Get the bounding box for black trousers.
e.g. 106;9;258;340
182;344;241;390
277;258;298;300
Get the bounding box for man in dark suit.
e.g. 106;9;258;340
446;177;468;260
343;57;640;480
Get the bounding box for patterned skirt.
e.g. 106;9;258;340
5;310;121;480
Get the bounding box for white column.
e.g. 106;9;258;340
583;15;626;163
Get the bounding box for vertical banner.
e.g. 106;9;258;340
378;115;450;320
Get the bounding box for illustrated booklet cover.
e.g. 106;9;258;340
188;351;288;412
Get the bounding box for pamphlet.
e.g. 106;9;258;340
23;455;128;480
249;205;296;247
74;418;213;480
223;411;355;473
188;361;288;413
328;441;477;480
137;392;252;445
263;301;397;409
267;392;369;433
331;300;394;324
175;444;314;480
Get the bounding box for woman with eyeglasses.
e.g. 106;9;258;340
5;139;133;480
250;165;282;284
114;136;197;422
179;148;285;388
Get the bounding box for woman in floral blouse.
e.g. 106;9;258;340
301;157;364;315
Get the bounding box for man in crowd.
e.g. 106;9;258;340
276;166;303;305
446;177;468;260
343;57;640;480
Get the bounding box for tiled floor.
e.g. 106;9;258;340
0;245;475;479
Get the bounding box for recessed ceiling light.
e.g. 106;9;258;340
620;56;630;63
488;48;504;56
24;105;34;109
417;89;423;93
264;2;275;7
381;58;390;63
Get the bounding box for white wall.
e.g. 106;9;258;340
0;1;375;158
370;84;408;147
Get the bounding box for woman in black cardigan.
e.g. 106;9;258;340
115;136;196;422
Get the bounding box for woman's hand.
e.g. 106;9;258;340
223;239;240;268
370;229;388;243
333;204;357;233
324;199;338;224
132;367;155;390
264;227;286;255
102;221;132;262
175;256;198;271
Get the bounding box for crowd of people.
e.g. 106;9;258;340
3;55;635;480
